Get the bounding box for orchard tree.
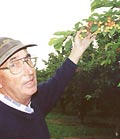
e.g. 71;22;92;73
48;0;120;114
48;0;120;70
48;0;120;113
37;51;66;83
47;0;120;131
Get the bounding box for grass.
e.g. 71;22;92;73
46;113;115;139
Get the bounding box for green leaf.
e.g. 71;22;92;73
74;22;83;30
54;31;67;36
105;43;112;51
54;30;73;37
90;24;98;33
48;38;58;46
91;0;115;12
64;39;72;51
85;95;92;101
109;28;116;36
81;32;87;38
117;82;120;88
54;42;63;50
48;37;65;46
101;60;106;66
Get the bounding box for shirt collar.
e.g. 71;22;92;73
0;93;34;114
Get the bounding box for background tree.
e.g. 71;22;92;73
48;0;120;68
37;1;120;135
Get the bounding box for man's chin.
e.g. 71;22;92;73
25;86;37;96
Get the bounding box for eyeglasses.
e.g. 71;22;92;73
0;54;37;75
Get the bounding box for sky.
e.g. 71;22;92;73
0;0;91;69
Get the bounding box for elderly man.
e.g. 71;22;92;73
0;31;95;139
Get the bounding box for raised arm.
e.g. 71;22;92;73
68;31;96;64
36;31;95;115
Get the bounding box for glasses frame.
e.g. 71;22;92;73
0;54;37;75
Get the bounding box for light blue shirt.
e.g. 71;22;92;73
0;93;34;114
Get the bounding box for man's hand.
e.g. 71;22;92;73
68;30;96;64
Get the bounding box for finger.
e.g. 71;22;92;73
90;33;96;38
86;32;96;39
90;34;96;42
76;30;81;38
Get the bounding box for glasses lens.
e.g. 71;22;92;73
9;60;23;74
9;57;37;74
25;57;37;68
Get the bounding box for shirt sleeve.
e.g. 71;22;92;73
32;58;77;115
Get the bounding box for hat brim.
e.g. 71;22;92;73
0;44;37;65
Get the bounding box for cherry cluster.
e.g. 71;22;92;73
79;17;120;39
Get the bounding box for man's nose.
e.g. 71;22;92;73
23;61;34;74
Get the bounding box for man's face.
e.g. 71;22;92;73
0;49;37;104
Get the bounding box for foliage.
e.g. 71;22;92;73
37;51;67;83
48;0;120;70
91;0;120;12
37;0;120;124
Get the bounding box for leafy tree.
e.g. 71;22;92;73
37;51;67;83
48;0;120;69
37;1;120;133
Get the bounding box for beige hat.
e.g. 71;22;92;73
0;37;37;65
